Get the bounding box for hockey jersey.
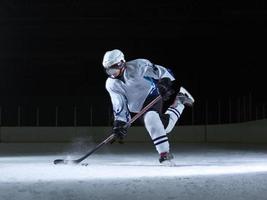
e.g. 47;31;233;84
105;59;175;123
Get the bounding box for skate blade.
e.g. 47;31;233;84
180;86;195;103
160;160;176;167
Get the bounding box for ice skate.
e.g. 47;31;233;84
159;152;175;166
171;86;195;108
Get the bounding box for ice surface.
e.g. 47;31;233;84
1;143;267;200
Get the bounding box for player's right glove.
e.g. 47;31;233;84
110;120;129;144
157;78;175;101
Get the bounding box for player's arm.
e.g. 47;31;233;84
106;80;130;143
140;59;175;81
141;59;175;100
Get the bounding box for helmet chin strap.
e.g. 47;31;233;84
109;64;126;78
118;67;126;76
109;68;124;78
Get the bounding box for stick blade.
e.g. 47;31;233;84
53;159;68;165
53;159;80;165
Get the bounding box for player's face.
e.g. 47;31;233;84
105;61;125;78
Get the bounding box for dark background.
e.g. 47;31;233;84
0;0;266;126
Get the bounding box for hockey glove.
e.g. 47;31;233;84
157;78;175;101
111;120;129;144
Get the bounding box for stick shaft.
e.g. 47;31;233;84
130;95;161;123
75;95;162;163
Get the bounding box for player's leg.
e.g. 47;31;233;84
163;86;195;134
143;110;173;164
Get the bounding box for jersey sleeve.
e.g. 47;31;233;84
106;79;131;123
139;59;175;81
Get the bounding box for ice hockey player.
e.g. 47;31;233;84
102;49;194;164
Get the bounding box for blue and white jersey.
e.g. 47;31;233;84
105;58;175;123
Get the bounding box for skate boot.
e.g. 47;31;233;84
159;152;174;165
171;86;195;108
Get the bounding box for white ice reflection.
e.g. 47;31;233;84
1;155;267;183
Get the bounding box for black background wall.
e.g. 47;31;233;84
0;0;266;126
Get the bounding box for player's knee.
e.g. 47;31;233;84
144;111;167;139
144;111;159;124
144;111;160;131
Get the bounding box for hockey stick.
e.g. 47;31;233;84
53;95;162;165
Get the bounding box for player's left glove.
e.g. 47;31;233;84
157;78;175;101
110;120;129;144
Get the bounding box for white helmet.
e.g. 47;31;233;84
102;49;125;68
